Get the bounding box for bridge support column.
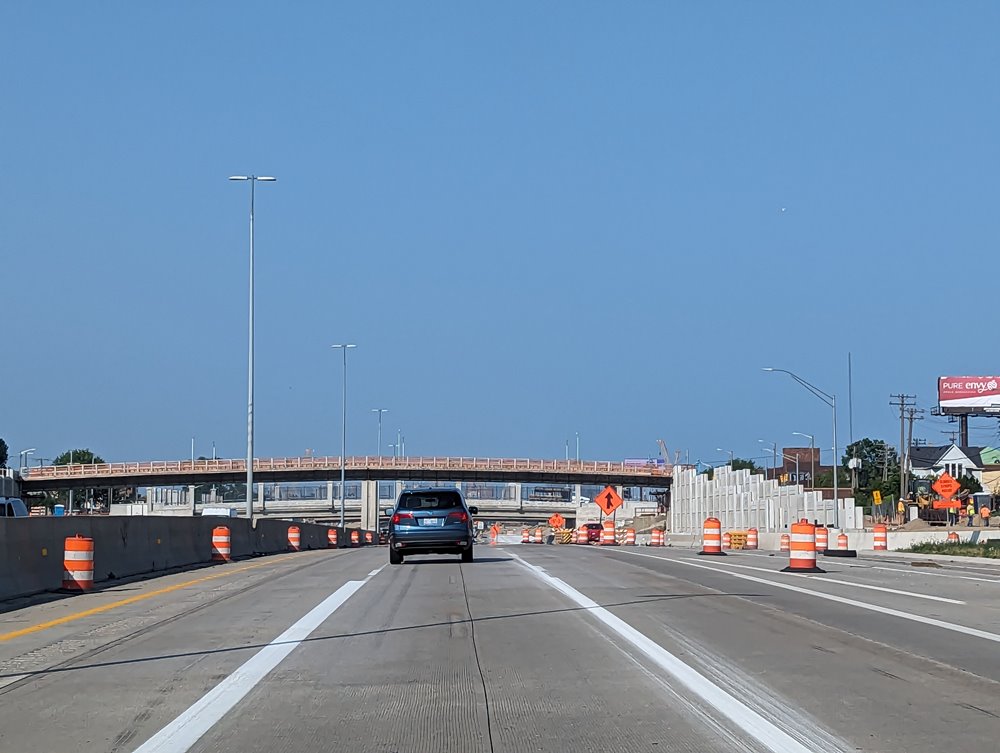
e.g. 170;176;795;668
326;480;334;509
258;482;265;514
189;485;196;515
360;480;379;530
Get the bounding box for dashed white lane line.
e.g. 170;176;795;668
612;549;1000;644
133;565;385;753
662;557;965;604
868;565;1000;584
511;552;841;753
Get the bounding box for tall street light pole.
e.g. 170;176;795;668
758;440;777;480
764;367;839;527
716;448;735;465
793;432;815;488
575;432;580;462
229;174;276;519
332;344;357;526
372;409;388;456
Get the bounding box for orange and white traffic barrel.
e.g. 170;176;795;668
746;528;758;550
62;535;94;592
624;528;636;546
779;533;790;552
814;526;828;552
350;530;360;547
211;526;231;562
575;528;589;545
722;532;732;550
288;526;301;552
534;527;544;544
600;525;617;546
521;528;530;544
947;531;959;544
699;517;726;556
837;532;849;550
327;528;338;548
782;521;825;573
364;531;373;545
650;529;664;547
873;524;887;551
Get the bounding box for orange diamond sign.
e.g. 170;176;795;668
932;472;961;501
595;486;624;516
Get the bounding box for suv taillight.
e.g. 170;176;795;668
446;510;469;525
391;512;414;524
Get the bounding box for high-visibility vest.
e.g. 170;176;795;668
968;504;976;516
982;507;991;518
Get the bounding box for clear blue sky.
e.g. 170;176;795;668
3;3;998;466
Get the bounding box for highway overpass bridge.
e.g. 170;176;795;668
21;455;673;492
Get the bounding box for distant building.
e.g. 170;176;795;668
907;444;985;484
772;447;831;486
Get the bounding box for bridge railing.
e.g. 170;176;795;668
24;456;672;480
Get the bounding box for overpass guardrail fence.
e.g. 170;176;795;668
24;456;674;481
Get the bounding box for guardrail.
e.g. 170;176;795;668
25;456;673;480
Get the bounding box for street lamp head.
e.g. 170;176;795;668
331;344;357;349
762;367;775;372
256;176;277;181
228;176;249;181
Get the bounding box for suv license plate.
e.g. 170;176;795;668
420;518;443;527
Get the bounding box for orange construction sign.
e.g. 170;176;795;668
548;513;566;529
932;472;961;501
595;486;624;516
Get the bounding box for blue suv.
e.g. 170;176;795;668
387;488;479;565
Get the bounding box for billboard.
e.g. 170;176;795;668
938;376;1000;414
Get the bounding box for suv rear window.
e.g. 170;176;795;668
398;491;463;511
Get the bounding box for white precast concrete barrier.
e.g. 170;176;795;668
670;466;862;533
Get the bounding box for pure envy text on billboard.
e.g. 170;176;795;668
938;376;1000;414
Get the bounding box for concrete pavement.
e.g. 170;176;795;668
0;543;997;752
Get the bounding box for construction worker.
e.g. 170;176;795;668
981;504;991;528
967;500;976;527
896;499;905;525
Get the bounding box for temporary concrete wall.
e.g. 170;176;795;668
0;517;366;602
756;528;1000;552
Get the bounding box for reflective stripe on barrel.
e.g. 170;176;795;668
814;526;828;552
600;525;617;546
211;526;231;562
873;524;887;551
288;525;301;551
700;517;723;555
784;522;824;572
63;535;94;592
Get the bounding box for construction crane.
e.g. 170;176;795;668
656;440;680;469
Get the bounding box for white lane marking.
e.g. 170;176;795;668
869;565;1000;584
510;552;825;753
614;550;1000;644
658;557;965;604
133;565;384;753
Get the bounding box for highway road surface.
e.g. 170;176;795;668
1;544;998;752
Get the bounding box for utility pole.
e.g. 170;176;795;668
889;394;916;500
903;407;924;502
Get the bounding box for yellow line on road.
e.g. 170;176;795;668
0;555;302;642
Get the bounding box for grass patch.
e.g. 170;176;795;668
902;541;1000;558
